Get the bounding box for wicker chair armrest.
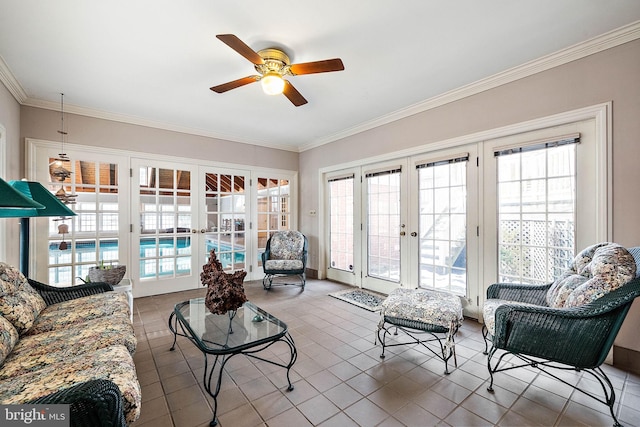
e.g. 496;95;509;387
27;379;126;427
28;278;113;306
486;282;551;305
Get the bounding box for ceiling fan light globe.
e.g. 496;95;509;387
261;73;285;95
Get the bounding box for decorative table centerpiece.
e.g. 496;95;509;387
201;249;247;314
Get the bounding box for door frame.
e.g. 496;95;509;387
318;103;611;316
26;139;298;296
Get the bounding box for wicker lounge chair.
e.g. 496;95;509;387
262;231;308;290
482;243;640;427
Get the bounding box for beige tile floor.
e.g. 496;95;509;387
130;279;640;427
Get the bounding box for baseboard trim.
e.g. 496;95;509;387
613;346;640;375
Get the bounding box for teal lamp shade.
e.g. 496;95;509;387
0;177;45;214
7;180;76;218
1;180;76;276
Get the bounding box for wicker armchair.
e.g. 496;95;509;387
28;379;126;427
483;244;640;427
261;231;308;290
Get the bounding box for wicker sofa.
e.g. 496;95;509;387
0;262;140;426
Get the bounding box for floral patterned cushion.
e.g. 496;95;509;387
0;263;47;335
0;315;136;380
264;259;304;271
269;231;305;261
0;345;141;424
26;292;130;336
546;243;636;308
0;315;19;365
381;288;463;329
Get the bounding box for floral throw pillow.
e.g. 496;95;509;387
546;243;636;308
0;262;47;335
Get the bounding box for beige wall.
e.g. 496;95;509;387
19;106;299;170
0;80;23;267
300;39;640;352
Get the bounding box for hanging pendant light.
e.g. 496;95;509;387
51;93;77;205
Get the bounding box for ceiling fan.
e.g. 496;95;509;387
210;34;344;107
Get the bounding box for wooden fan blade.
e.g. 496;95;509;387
216;34;264;65
210;76;259;93
289;58;344;75
283;80;308;106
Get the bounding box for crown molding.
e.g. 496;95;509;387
300;20;640;152
0;55;27;104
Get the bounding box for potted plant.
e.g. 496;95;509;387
87;261;126;286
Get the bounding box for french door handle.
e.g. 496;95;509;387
400;231;406;236
410;232;417;237
200;229;206;233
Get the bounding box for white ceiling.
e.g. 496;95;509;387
1;1;639;152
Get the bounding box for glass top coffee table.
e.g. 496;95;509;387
168;298;297;426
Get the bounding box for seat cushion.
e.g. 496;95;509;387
0;315;19;365
0;315;136;380
0;345;141;424
264;259;304;271
382;288;463;330
26;292;130;335
545;243;636;308
0;263;47;334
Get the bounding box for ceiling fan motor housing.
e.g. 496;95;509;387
255;48;291;77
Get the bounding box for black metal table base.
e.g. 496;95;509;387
168;311;297;426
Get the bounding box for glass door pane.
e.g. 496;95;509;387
47;158;124;285
362;164;407;294
256;177;291;266
417;160;468;296
204;172;246;271
138;166;192;281
132;159;198;296
329;177;354;273
497;144;576;284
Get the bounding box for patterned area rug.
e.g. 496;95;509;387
329;288;387;312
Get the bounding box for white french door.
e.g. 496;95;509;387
324;112;607;320
131;159;199;296
361;161;409;294
326;171;359;285
30;145;130;286
481;119;601;292
409;145;479;314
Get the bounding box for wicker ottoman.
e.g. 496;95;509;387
377;288;463;374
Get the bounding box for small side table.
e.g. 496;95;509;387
113;278;134;321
